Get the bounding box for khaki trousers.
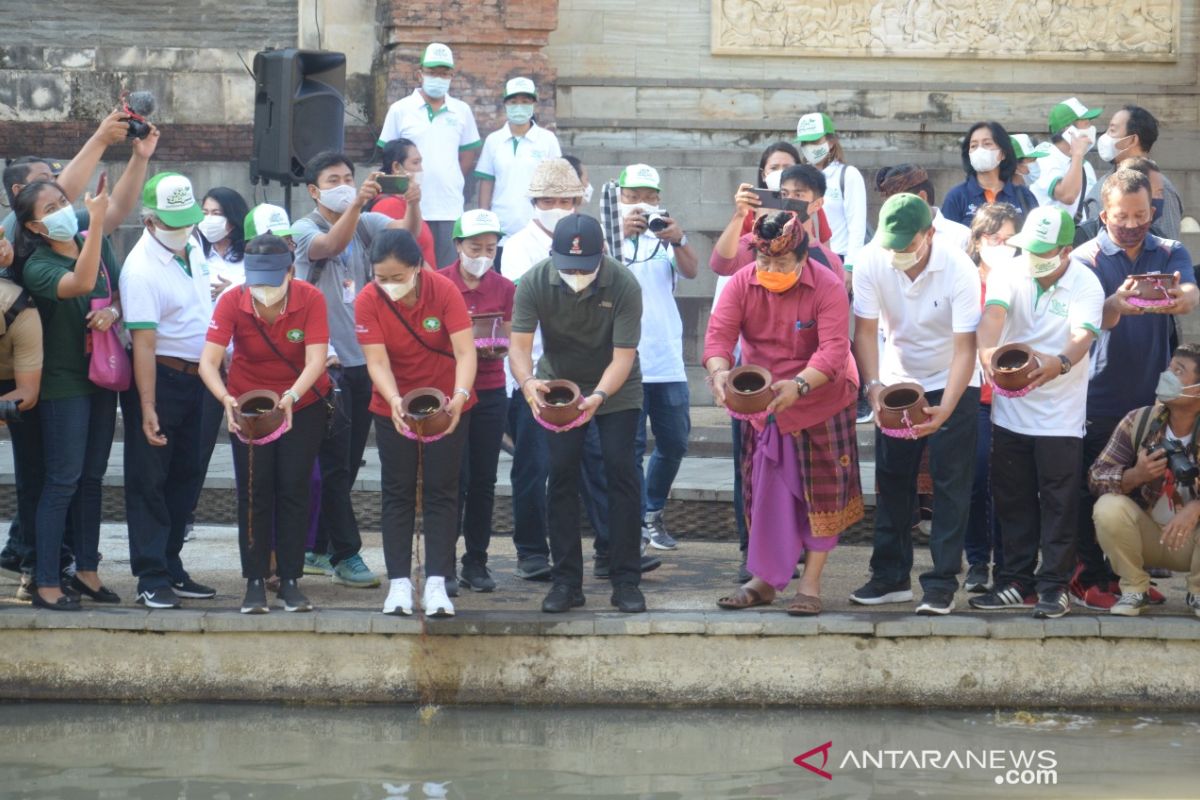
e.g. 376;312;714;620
1093;493;1200;594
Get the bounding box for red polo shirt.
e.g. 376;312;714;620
371;195;438;268
437;262;516;392
355;271;475;417
206;280;332;411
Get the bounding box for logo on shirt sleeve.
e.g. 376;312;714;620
355;324;369;334
422;316;442;332
287;328;305;342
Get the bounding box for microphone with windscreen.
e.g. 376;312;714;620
123;91;156;140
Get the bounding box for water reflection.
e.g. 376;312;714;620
0;704;1196;799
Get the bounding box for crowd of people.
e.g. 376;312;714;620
1;41;1198;623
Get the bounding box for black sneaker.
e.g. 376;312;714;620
171;578;216;599
915;591;955;615
241;579;269;614
640;554;662;573
137;586;182;609
849;579;914;606
276;579;313;612
542;583;585;613
445;574;460;598
856;397;874;424
0;548;20;574
15;573;33;602
515;554;553;581
964;563;990;593
968;582;1035;610
611;583;647;613
1032;588;1070;619
460;563;496;593
593;554;611;579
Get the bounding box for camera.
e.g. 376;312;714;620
1148;439;1199;486
646;210;672;233
123;91;156;140
0;400;21;423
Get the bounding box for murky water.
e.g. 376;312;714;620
0;704;1196;799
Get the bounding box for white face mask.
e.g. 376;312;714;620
198;215;230;244
318;185;356;214
408;170;424;186
618;202;658;221
802;143;831;165
153;223;194;252
763;170;783;191
1063;125;1096;153
888;235;929;272
563;271;598;293
535;206;572;231
1027;250;1063;279
969;146;1001;173
422;76;451;99
379;278;415;301
582;183;594;205
461;254;493;277
979;244;1017;269
249;282;288;307
1096;132;1133;164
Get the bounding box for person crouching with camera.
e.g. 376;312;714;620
1089;343;1200;618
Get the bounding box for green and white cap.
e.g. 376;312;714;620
1008;206;1075;254
618;163;661;191
1048;96;1102;135
244;204;294;239
142;172;204;227
453;209;502;239
422;43;454;69
1010;134;1053;160
794;112;836;143
504;77;537;101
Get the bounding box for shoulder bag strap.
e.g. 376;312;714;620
376;281;455;359
242;286;333;410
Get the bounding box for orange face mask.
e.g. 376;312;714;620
756;268;800;294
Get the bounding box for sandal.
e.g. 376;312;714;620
717;585;771;610
787;593;822;616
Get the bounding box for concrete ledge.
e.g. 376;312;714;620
3;608;1198;709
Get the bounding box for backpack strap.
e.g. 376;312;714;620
1131;405;1164;454
2;289;32;329
304;210;333;286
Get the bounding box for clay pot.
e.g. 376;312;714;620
877;383;930;429
725;365;773;415
401;387;453;439
539;380;583;427
990;343;1040;393
471;312;508;359
235;390;286;441
1129;272;1178;301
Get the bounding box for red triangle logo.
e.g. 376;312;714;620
793;741;833;780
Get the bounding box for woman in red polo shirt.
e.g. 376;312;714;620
357;229;477;617
198;233;332;615
437;209;515;593
370;138;438;268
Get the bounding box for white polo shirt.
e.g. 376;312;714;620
501;220;553;394
377;90;482;222
852;238;982;392
1031;145;1098;221
622;233;686;383
985;260;1104;438
120;230;214;361
475;122;561;241
932;208;970;252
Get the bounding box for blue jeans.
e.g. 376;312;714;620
35;391;117;588
0;380;68;575
964;402;1003;571
508;389;550;560
635;381;690;516
870;387;979;595
122;365;207;592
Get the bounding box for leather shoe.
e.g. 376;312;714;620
541;584;585;613
610;583;646;613
30;590;82;611
70;576;121;604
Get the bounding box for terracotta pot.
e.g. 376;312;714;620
235;390;286;441
400;387;452;438
725;365;773;415
1129;272;1178;301
877;383;930;429
990;343;1040;393
471;312;508;359
539;379;583;427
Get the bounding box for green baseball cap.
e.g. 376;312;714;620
1048;97;1102;136
142;172;204;227
618;163;661;191
244;203;294;239
794;112;836;143
1010;134;1054;160
1007;206;1075;254
876;193;933;251
422;43;454;69
453;209;502;239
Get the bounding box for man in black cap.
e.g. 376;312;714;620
509;214;647;613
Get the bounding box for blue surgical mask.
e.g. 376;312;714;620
422;76;451;99
39;205;79;242
1152;197;1165;223
506;104;534;126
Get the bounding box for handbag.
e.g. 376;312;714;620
86;254;131;392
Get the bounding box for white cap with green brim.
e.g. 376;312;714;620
244;204;293;239
504;77;537;101
794;112;836;143
1048;96;1102;135
422;43;454;69
1010;134;1053;160
1008;206;1076;255
618;163;661;191
142;172;204;227
453;209;503;239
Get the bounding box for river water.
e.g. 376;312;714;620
0;703;1195;799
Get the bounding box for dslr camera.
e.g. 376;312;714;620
646;209;672;233
122;91;156;140
1148;439;1200;487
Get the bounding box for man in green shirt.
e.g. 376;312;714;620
509;214;647;613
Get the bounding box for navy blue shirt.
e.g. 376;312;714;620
1075;229;1195;418
942;175;1039;226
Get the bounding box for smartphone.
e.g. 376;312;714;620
750;188;786;210
376;174;410;195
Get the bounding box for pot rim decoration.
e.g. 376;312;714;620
990;342;1040;393
1128;272;1178;307
471;312;509;358
877;382;930;430
724;364;773;416
234;389;286;442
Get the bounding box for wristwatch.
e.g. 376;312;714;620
283;389;302;405
673;234;688;247
592;390;609;404
794;375;811;396
1057;354;1072;375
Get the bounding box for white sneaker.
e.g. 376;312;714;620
1110;591;1149;616
382;578;414;616
423;576;455;617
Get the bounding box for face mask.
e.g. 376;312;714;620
198;215;229;243
1107;220;1152;249
563;271;598;293
39;205;79;242
422;76;451;99
802;143;830;165
618;202;658;221
888;236;929;272
535;206;572;231
1063;125;1096;153
756;268;800;293
979;244;1016;269
781;198;810;218
1027;251;1063;278
153;223;194;251
408;171;424;186
505;104;534;126
461;254;493;277
249;283;288;306
969;146;1001;173
1152;198;1165;222
318;185;356;214
379;278;415;301
1026;161;1042;185
763;170;783;191
1155;370;1200;403
1096;133;1132;164
582;183;594;205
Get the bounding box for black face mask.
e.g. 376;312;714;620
1152;197;1165;222
781;198;810;222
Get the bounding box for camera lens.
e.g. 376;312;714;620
126;119;151;140
647;213;670;233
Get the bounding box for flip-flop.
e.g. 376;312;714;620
717;585;771;610
787;593;822;616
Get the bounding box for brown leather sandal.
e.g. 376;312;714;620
786;593;822;616
717;585;772;610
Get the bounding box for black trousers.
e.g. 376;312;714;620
992;425;1081;594
547;408;641;589
375;412;467;580
458;387;508;567
229;402;325;580
1076;416;1122;588
314;365;371;564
